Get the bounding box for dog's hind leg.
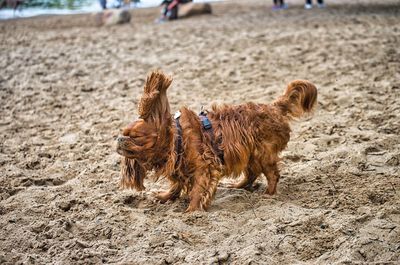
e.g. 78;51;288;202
227;167;259;191
263;163;280;195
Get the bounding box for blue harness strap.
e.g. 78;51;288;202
199;112;225;165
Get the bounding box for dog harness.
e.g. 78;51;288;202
174;110;224;166
174;112;184;167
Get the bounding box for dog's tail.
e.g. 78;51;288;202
273;80;317;119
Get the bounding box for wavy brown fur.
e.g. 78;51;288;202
273;79;318;119
120;157;146;191
116;70;317;212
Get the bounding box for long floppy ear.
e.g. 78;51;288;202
120;158;146;191
138;70;173;127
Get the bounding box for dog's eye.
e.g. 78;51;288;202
122;128;130;136
130;130;142;138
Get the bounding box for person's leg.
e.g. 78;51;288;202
99;0;107;9
166;0;179;19
169;5;178;20
273;0;284;10
305;0;312;9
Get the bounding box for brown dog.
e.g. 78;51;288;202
116;71;317;212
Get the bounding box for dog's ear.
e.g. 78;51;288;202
138;70;172;127
120;158;146;191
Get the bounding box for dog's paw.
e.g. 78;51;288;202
225;182;239;189
152;191;171;203
153;191;177;203
224;182;246;189
184;205;205;213
263;189;277;196
226;182;260;192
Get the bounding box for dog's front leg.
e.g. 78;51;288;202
185;167;221;212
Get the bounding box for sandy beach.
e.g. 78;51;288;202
0;0;399;263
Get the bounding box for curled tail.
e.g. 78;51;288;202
273;80;317;119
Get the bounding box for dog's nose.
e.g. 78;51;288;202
117;136;124;143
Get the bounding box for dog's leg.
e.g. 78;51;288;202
264;163;280;195
227;167;259;191
186;167;221;212
154;177;182;203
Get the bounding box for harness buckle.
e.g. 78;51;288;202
174;110;181;119
199;107;212;130
200;115;212;130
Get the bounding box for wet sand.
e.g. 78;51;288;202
0;0;399;263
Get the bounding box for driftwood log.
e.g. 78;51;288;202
178;3;212;18
94;9;131;26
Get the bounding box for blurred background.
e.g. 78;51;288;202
0;0;220;19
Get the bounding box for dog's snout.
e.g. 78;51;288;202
117;136;125;143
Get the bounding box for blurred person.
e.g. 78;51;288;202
99;0;107;9
305;0;325;9
132;0;140;7
114;0;132;8
158;0;192;22
272;0;287;10
0;0;24;15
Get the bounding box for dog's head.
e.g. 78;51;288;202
117;70;173;190
117;119;158;160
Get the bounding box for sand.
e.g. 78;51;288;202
0;0;399;264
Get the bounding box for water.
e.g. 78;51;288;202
0;0;220;20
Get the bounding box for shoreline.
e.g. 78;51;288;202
0;0;225;21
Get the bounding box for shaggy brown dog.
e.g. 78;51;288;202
116;70;317;212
